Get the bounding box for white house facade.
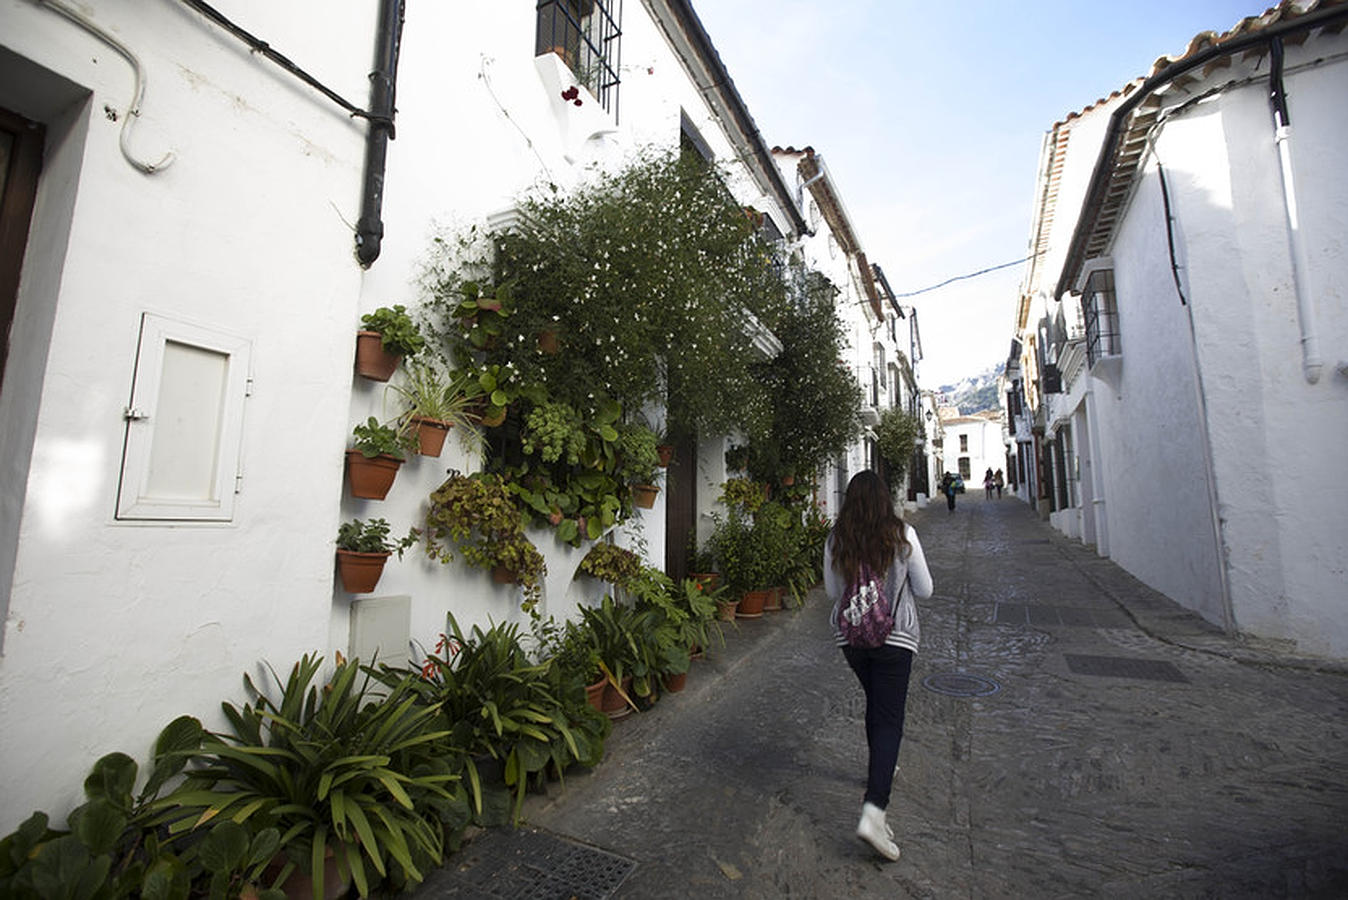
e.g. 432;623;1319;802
1007;0;1348;657
0;0;868;831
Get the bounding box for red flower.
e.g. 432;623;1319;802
421;658;436;680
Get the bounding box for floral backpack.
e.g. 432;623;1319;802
838;560;897;648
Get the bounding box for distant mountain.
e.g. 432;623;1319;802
936;362;1004;414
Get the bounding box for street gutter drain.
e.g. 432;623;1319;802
922;672;1001;697
432;827;636;899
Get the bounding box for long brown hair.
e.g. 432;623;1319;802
829;470;910;584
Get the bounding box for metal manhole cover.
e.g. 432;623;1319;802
426;827;636;899
922;672;1001;697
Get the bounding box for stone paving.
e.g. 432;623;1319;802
415;496;1348;899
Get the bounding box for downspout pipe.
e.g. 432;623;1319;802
355;0;406;268
1055;3;1348;303
1269;37;1323;384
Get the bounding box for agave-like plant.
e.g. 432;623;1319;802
158;655;455;899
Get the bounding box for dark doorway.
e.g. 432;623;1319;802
0;106;45;393
664;432;697;580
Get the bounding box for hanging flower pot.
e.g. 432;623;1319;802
631;484;659;509
354;331;401;381
781;474;795;486
409;416;451;457
335;549;391;594
491;565;519;585
345;450;402;500
537;328;561;354
737;588;769;619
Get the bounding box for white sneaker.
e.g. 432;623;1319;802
856;802;901;861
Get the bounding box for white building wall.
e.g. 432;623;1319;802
0;0;809;830
0;0;374;828
1151;49;1348;653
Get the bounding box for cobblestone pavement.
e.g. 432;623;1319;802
416;497;1348;899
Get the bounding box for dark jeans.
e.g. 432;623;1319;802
842;644;915;809
945;491;956;510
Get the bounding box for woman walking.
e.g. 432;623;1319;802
824;470;934;861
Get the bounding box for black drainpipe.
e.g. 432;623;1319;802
355;0;406;267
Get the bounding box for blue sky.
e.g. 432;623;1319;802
694;0;1264;388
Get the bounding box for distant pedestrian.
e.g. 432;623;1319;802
994;469;1004;499
824;470;934;862
940;473;956;512
983;468;995;500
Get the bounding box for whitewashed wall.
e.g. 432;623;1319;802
1143;44;1348;653
0;0;805;831
0;0;374;829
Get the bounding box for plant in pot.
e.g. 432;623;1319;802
708;510;774;618
577;596;661;717
455;362;523;428
423;472;546;610
388;361;481;457
356;304;426;381
157;655;454;900
375;614;601;827
625;566;699;691
719;476;768;514
335;518;418;594
451;281;517;351
577;542;644;593
616;423;662;510
346;417;415;500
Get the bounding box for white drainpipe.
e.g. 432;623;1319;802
1270;39;1323;385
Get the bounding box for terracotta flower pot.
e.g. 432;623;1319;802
737;588;769;619
267;846;349;900
631;484;659;509
410;416;451;457
354;331;400;381
538;329;561;354
601;676;634;719
715;598;739;622
585;676;606;712
663;671;688;693
345;450;402;500
763;586;784;612
335;549;390;594
492;565;519;585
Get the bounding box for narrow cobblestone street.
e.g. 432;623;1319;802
418;496;1348;899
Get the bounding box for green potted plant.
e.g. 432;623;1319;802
423;472;546;610
157;655;454;900
356;304;426;381
387;361;480;457
335;518;418;594
617;423;662;509
345;417;414;500
577;542;644;591
451;282;517;351
577;596;661;717
719;476;768;514
708;510;774;618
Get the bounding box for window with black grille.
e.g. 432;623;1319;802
536;0;622;118
1081;267;1119;367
